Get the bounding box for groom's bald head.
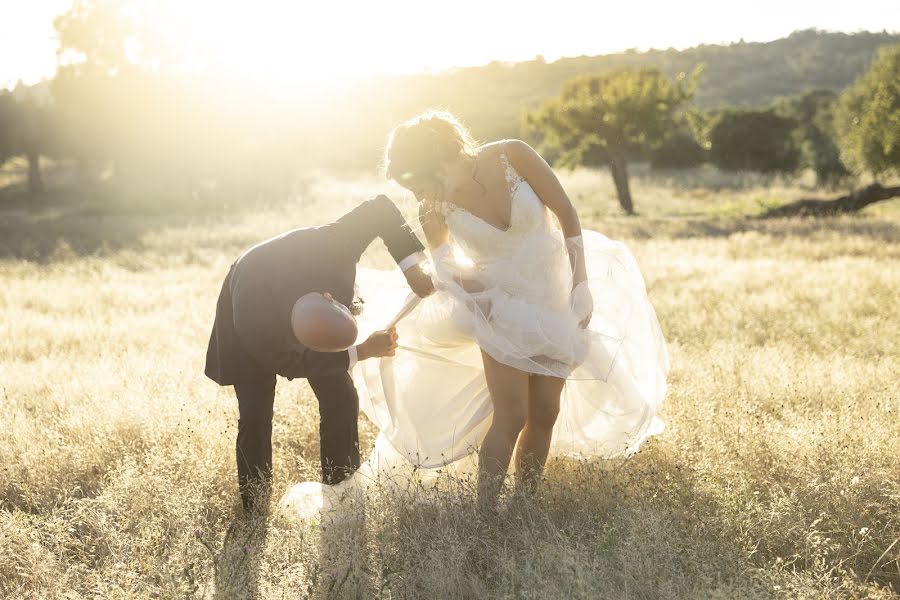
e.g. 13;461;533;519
290;292;358;352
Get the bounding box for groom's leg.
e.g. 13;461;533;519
308;372;361;485
234;374;277;511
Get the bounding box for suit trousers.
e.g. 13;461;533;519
234;371;361;510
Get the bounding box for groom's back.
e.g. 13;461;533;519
206;224;357;385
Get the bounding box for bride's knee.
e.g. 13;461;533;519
529;400;561;431
492;402;529;436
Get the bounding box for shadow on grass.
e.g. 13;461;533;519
204;512;270;599
357;443;896;597
0;183;286;262
598;214;900;243
343;450;772;599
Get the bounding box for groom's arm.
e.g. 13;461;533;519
268;326;400;379
334;194;434;297
333;194;425;269
239;324;351;380
275;328;399;379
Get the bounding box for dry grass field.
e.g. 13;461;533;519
1;166;898;598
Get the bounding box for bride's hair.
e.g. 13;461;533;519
384;110;478;183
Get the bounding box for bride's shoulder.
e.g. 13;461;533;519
503;139;540;159
473;139;531;156
474;140;545;183
474;140;536;172
475;139;541;164
474;139;507;154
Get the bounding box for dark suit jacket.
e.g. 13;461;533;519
205;195;424;385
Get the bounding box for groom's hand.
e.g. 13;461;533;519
404;264;435;298
357;328;399;361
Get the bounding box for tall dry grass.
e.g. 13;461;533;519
1;167;898;598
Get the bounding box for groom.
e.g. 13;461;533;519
205;195;434;510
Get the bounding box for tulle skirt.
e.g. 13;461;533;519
354;228;668;466
279;230;669;520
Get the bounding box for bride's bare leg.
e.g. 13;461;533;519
477;350;529;509
515;374;564;492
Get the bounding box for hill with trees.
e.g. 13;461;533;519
400;29;900;143
1;17;898;202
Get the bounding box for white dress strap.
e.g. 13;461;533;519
498;142;524;195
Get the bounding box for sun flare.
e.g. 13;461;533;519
4;0;900;88
137;0;463;84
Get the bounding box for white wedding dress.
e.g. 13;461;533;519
280;150;669;519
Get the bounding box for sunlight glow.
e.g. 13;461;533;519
2;0;899;88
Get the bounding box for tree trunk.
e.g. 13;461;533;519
26;151;43;195
608;150;634;215
758;183;900;218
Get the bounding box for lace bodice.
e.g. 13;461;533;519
433;148;552;259
428;145;574;329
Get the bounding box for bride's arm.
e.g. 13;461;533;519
505;139;586;283
506;139;592;327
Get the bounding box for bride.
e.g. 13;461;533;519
281;111;669;516
379;111;669;506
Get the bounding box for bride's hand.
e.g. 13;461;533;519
404;264;435;298
451;275;492;321
572;282;593;329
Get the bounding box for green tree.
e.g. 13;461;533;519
53;0;133;76
52;0;152;178
834;44;900;179
525;68;695;214
706;109;799;174
775;89;848;185
0;85;59;194
0;93;16;165
649;121;707;169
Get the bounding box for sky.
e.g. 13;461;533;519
1;0;898;88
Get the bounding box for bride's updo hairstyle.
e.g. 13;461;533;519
384;110;478;184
